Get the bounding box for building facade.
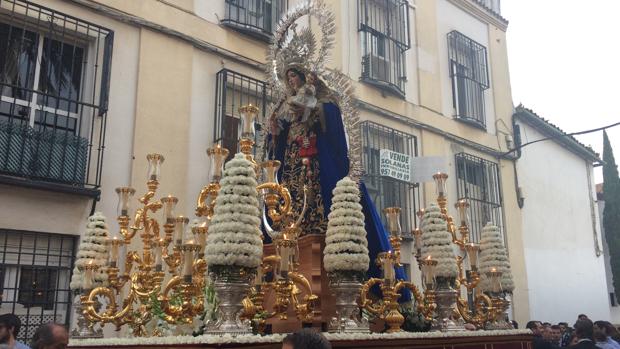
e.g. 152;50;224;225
513;106;610;323
0;0;535;338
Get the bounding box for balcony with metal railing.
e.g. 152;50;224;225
221;0;287;42
358;0;410;97
0;0;113;195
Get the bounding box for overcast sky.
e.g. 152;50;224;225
502;0;620;183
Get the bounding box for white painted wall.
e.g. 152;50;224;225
435;0;496;135
516;120;610;322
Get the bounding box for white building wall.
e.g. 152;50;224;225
516;120;610;322
435;0;496;135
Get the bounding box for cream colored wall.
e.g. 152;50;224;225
130;28;194;218
185;53;268;218
0;185;92;234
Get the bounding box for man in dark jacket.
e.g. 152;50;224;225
570;319;599;349
528;321;556;349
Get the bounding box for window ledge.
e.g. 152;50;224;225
0;174;100;198
220;20;273;42
454;116;487;131
360;77;406;99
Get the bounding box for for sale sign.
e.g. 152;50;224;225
379;149;411;182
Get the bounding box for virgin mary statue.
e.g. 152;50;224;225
261;1;408;285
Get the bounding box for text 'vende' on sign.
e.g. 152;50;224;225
379;149;411;182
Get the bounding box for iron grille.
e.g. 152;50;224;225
358;0;410;97
455;152;503;242
221;0;287;41
361;121;420;235
214;69;270;159
0;0;113;188
447;30;489;129
0;230;76;342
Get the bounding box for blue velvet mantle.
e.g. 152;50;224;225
267;102;410;301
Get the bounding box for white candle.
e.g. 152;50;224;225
154;241;163;271
280;245;290;272
183;247;194;278
109;237;120;267
255;266;263;286
83;260;94;290
212;147;225;181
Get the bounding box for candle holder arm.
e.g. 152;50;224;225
456;293;492;328
359;278;385;317
84;286;135;327
256;183;292;222
288;271;318;321
196;183;220;218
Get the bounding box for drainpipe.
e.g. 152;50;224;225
586;160;603;257
511;114;524;208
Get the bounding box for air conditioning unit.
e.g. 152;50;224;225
363;54;391;83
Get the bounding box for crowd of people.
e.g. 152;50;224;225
0;314;68;349
527;315;620;349
3;311;620;349
0;313;331;349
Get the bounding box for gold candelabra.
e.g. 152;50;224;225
360;208;435;333
249;159;318;330
80;154;213;336
210;104;318;332
196;144;229;219
429;172;506;329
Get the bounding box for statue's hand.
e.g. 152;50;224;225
288;103;305;117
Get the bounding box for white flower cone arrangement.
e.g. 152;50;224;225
204;153;262;335
323;176;370;333
324;177;370;275
478;223;515;293
420;204;458;282
478;223;514;330
70;212;110;291
420;204;463;332
70;212;109;339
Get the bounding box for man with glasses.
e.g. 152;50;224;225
0;314;30;349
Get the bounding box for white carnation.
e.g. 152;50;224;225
71;212;110;291
205;153;263;269
420;204;458;278
323;177;369;273
478;223;515;293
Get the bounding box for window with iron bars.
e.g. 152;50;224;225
361;121;420;235
214;69;270;159
0;0;113;189
221;0;287;42
447;31;489;130
359;0;410;97
455;153;503;242
0;230;76;342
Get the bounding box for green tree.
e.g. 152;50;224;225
603;131;620;300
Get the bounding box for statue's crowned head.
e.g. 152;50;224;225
260;0;363;181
